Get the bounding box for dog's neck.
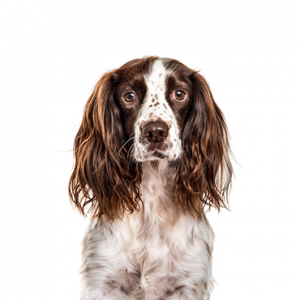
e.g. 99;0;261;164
139;159;178;225
141;159;174;195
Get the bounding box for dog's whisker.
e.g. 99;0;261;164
119;136;135;154
126;143;135;174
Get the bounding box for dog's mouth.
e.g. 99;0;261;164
146;149;167;159
148;142;167;152
144;143;169;160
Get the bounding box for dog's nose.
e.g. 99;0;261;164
142;121;169;143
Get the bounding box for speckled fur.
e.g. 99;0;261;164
134;60;182;162
79;59;222;299
81;160;214;300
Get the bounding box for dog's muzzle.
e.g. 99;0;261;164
141;121;169;158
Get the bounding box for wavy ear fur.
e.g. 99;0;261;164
174;72;233;216
68;72;141;221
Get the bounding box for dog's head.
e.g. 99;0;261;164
69;57;233;220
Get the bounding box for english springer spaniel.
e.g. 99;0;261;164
69;56;233;300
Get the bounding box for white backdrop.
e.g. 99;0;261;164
1;0;299;299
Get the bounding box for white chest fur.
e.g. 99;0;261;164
81;160;215;300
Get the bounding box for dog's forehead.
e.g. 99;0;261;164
144;59;168;93
117;57;193;90
116;59;167;99
118;57;156;79
144;59;193;94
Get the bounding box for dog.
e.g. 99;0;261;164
69;56;233;299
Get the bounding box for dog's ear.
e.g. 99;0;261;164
174;72;233;216
69;71;141;221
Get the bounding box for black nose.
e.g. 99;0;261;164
142;121;169;143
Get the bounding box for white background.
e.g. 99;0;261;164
1;0;299;299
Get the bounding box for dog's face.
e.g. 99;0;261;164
116;59;193;162
69;56;233;220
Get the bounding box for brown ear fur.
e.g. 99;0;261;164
68;72;141;221
174;72;233;216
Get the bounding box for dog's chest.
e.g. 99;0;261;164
125;193;180;269
117;192;212;296
83;201;213;299
81;166;214;298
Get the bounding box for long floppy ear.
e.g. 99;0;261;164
174;72;233;216
68;72;141;221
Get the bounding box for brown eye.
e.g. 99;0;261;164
124;92;136;102
174;90;186;101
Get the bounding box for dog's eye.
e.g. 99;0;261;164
124;92;136;102
174;90;186;101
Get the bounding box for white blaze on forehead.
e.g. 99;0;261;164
134;59;182;161
145;59;167;95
